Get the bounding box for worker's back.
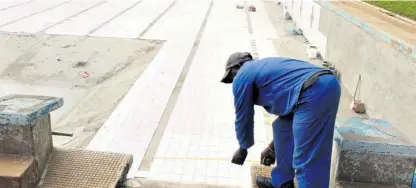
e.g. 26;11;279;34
233;57;325;116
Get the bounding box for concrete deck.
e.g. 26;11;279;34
0;0;412;187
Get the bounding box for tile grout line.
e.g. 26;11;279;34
0;0;35;11
138;0;177;38
0;0;73;28
138;0;214;172
88;0;143;35
38;1;108;33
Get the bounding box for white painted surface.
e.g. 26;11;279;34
280;0;327;58
0;0;68;27
87;0;212;179
90;0;175;38
0;1;104;33
46;1;140;36
0;0;32;10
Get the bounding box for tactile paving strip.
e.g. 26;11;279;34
251;164;298;188
39;148;132;188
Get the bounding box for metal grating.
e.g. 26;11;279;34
39;148;132;188
251;164;298;188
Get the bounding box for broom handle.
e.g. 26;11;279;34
353;74;361;101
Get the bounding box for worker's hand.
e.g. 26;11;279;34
231;148;248;165
260;142;275;166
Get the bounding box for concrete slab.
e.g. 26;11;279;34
90;0;175;38
0;0;33;11
0;79;87;125
332;117;416;185
0;0;69;27
124;178;239;188
45;1;140;36
0;33;162;149
0;155;36;188
0;94;63;125
0;1;105;33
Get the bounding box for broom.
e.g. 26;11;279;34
350;74;366;114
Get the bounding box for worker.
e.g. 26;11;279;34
220;52;341;188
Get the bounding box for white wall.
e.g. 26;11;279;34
280;0;327;58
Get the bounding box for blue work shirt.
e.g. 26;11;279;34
232;57;326;149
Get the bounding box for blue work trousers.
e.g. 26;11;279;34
271;74;341;188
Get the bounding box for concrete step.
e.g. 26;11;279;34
38;148;132;188
250;164;409;188
0;154;37;188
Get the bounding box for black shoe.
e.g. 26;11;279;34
256;176;274;188
255;176;295;188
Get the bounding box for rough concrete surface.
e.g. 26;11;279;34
0;33;163;149
332;117;416;185
337;150;415;185
321;5;416;143
0;155;37;188
0;114;53;187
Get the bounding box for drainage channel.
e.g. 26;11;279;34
244;1;259;59
88;0;143;34
0;1;72;28
39;1;107;33
138;0;177;37
138;0;214;172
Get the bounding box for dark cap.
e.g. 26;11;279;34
220;52;253;84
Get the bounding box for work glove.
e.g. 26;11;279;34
260;141;275;166
231;147;248;165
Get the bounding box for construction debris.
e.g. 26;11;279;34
306;45;319;59
249;5;256;12
287;27;302;35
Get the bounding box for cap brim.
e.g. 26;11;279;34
220;69;232;84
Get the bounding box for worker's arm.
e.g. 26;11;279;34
232;79;255;149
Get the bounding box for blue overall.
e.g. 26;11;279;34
232;57;341;188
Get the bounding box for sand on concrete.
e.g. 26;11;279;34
0;33;163;149
331;1;416;46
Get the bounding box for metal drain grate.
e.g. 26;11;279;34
39;148;132;188
251;164;298;188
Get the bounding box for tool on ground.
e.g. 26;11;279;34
351;74;366;114
52;131;74;137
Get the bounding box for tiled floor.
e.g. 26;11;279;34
88;0;214;178
0;0;277;186
145;0;276;187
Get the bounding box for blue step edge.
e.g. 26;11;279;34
412;170;416;188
